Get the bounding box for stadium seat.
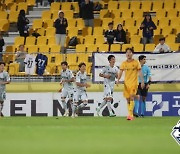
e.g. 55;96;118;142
5;45;16;53
102;18;113;29
95;35;105;44
77;36;84;44
68;27;78;38
168;43;180;51
122;44;133;52
61;2;72;10
4;0;14;5
76;44;86;52
111;10;121;19
33;19;43;30
119;1;130;10
14;36;25;47
49;45;61;53
173;26;180;35
18;2;28;13
94;19;102;27
26;45;38;54
37;28;45;36
113;18;124;28
8;11;18;23
43;19;54;29
170;19;180;28
25;37;36;45
86;45;98;52
98;44;109;52
38;45;50;53
141;1;152;11
130;35;141;44
93;27;104;36
48;54;63;65
67;19;76;28
77;53;89;64
135;18;144;27
76;18;85;30
84;35;95;45
42;10;52;20
156;10;167;18
99;10;111;19
0;11;8;19
132;10;143;19
64;10;74;20
66;53;78;65
0;19;9;31
133;44;144;52
51;2;61;11
167;9;179;18
158;18;170;28
26;0;35;6
36;36;47;46
9;63;19;75
145;44;156;52
124;18;135;27
110;44;121;52
152;1;164;11
166;35;176;44
45;27;55;37
10;3;18;12
71;2;79;14
47;36;56;45
121;10;132;19
164;0;175;10
82;27;93;36
16;0;26;3
126;27;138;36
161;27;173;36
130;1;141;10
108;1;119;10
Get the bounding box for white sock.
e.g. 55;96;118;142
77;103;87;109
107;100;113;114
98;100;107;110
72;103;77;115
61;99;67;111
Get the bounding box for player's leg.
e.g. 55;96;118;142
140;85;148;117
123;86;132;119
134;84;141;117
61;88;68;116
77;91;88;109
0;101;3;117
106;97;116;117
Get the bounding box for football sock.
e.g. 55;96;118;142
134;99;139;114
107;100;113;114
129;101;135;117
98;100;107;110
141;101;146;116
61;99;67;111
77;103;87;109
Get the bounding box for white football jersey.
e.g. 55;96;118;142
24;54;36;75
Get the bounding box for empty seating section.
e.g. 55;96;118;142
2;0;180;75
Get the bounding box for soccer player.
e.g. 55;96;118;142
0;62;10;117
134;55;152;117
72;62;90;118
60;61;75;117
96;55;119;117
117;48;144;120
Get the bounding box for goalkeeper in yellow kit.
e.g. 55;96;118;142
117;48;144;120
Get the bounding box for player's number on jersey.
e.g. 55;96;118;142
27;60;33;68
38;59;45;67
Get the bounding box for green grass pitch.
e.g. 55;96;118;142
0;117;179;154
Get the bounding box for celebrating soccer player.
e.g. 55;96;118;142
96;55;119;117
134;55;152;117
72;62;90;118
0;62;10;117
60;61;75;117
117;48;144;121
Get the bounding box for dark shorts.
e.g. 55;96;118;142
136;83;149;97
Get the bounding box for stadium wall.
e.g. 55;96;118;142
2;92;180;117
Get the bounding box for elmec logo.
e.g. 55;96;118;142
171;120;180;145
146;94;169;116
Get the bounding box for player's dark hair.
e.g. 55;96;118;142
78;62;86;68
0;61;5;66
108;55;115;61
125;47;134;53
108;22;113;26
61;61;68;66
139;55;146;61
159;37;165;41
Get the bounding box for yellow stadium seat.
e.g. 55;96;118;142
43;19;54;28
8;11;18;23
86;45;98;52
84;35;95;45
37;28;45;36
76;18;85;30
102;18;113;29
154;35;164;45
10;3;18;12
64;10;74;20
158;18;170;28
152;1;164;11
4;0;14;5
133;44;144;52
161;27;173;36
45;27;55;36
94;19;102;27
42;10;52;20
9;63;19;75
18;2;28;13
167;9;179;18
76;44;86;52
168;43;180;52
124;18;135;27
173;26;180;35
135;18;144;27
121;10;132;19
67;19;76;28
14;36;25;47
165;35;176;44
26;0;35;6
6;45;16;52
33;19;43;30
71;2;79;14
25;37;36;45
145;44;156;52
95;35;105;44
126;27;138;36
164;1;175;10
99;10;111;19
77;53;89;64
26;45;38;54
119;1;130;10
93;27;104;36
36;36;47;46
130;35;141;44
111;10;121;19
110;44;121;52
113;18;124;28
132;10;143;19
82;27;92;36
98;44;109;52
68;27;78;38
176;1;180;10
47;36;56;45
0;11;8;19
141;1;152;11
130;1;141;10
0;19;9;31
170;19;180;27
38;45;50;53
48;54;63;65
156;10;167;18
108;1;119;10
66;53;78;65
61;2;72;10
122;44;133;52
51;2;61;11
50;45;61;53
16;0;25;3
154;28;162;35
